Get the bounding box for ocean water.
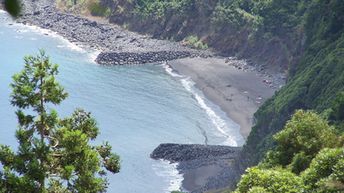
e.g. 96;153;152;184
0;11;244;193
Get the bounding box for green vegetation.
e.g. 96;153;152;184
0;51;120;192
103;0;311;63
183;35;208;50
261;110;338;173
88;0;111;17
235;167;304;193
2;0;21;17
234;110;344;193
243;0;344;166
57;0;111;17
132;0;193;20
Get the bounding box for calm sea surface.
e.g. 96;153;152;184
0;11;244;193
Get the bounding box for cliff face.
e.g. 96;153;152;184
101;0;305;72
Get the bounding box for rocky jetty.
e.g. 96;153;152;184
151;143;242;193
96;51;193;65
151;143;241;162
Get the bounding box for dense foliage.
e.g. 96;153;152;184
234;110;344;193
235;167;304;193
0;51;120;192
1;0;21;17
243;0;344;166
261;110;338;173
57;0;110;17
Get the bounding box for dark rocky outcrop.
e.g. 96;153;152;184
151;143;241;162
151;143;242;193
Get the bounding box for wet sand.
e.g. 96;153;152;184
170;57;277;138
169;57;279;192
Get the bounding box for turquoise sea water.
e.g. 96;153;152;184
0;11;244;192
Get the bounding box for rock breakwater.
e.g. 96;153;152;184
151;143;242;193
151;143;241;162
96;51;192;65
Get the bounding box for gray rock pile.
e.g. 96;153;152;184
151;143;241;162
151;143;242;193
96;51;192;65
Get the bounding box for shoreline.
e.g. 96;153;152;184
6;1;286;192
16;0;212;65
169;57;283;139
168;57;284;192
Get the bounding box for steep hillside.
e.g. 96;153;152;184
56;0;319;71
92;0;308;71
241;0;344;167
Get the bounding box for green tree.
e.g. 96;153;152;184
0;51;120;192
235;167;304;193
262;110;337;173
302;148;344;193
329;91;344;123
247;186;270;193
2;0;21;17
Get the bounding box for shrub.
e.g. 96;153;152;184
302;148;344;192
183;35;208;50
236;167;304;193
262;110;337;173
87;0;111;17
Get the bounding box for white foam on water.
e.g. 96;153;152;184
161;63;244;146
180;78;239;146
16;29;29;33
152;159;184;193
3;19;84;53
88;49;101;63
14;35;23;39
161;62;183;78
1;13;100;63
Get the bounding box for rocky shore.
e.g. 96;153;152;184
16;0;211;65
151;144;242;193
